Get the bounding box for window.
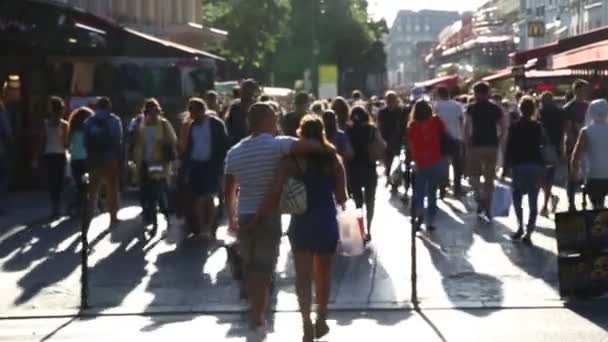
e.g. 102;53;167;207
414;24;420;32
425;24;430;32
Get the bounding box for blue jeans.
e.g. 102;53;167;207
413;160;448;224
512;164;544;230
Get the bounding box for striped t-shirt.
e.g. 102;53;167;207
225;133;296;215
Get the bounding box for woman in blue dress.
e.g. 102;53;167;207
248;114;347;341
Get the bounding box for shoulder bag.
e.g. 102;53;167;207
368;126;387;161
280;158;307;215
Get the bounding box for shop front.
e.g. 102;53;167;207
0;0;224;188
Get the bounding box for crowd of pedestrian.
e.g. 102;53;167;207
7;75;608;341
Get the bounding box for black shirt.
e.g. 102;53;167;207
226;99;252;145
281;111;305;137
377;106;407;149
466;100;503;147
539;104;565;153
506;118;543;167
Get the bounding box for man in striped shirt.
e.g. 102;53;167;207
224;102;323;337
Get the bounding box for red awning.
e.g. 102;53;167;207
482;68;512;82
415;74;459;88
510;42;558;65
552;39;608;69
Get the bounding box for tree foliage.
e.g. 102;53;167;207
205;0;387;87
205;0;291;69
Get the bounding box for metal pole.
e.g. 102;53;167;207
80;173;91;310
410;162;418;307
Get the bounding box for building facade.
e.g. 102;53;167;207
519;0;608;50
58;0;224;50
386;10;460;87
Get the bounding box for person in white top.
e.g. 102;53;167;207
38;96;68;217
434;86;465;196
571;99;608;209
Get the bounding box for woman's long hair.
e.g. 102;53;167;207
322;109;338;141
407;100;433;128
350;105;373;127
297;114;335;174
331;96;350;129
67;106;93;138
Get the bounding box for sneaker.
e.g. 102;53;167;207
511;229;524;240
540;208;549;217
522;232;533;244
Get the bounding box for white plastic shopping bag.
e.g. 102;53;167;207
337;200;365;256
491;182;512;218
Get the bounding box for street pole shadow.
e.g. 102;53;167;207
417;207;504;315
140;239;234;332
332;248;410;327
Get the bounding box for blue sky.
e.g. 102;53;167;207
368;0;483;26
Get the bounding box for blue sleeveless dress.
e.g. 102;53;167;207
288;162;339;254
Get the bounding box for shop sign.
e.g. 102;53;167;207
528;21;546;37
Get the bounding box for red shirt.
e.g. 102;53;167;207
407;116;444;168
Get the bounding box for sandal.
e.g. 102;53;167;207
314;319;330;339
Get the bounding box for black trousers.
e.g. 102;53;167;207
71;159;87;205
348;165;378;232
45;154;67;211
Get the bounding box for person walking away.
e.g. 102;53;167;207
178;98;228;240
563;79;590;211
224;103;325;340
377;91;406;191
407;100;448;231
282;92;310;137
0;100;13;215
571;99;608;209
538;91;565;216
67;107;93;212
133;99;177;232
38;96;68;218
346;106;379;243
310;100;326;116
84;97;123;226
248;115;347;341
322;110;354;161
204;90;222;117
331;97;350;131
506;96;545;243
465;82;506;222
434;86;465;197
226;79;258;146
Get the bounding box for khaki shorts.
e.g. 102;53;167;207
237;213;282;273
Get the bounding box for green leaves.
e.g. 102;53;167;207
204;0;386;86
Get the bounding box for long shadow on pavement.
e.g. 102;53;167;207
481;220;559;293
418;204;504;314
87;227;148;309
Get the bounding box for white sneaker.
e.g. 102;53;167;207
247;325;267;342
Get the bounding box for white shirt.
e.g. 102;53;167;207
225;134;296;215
190;119;212;161
435;100;464;141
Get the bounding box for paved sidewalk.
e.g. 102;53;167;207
1;306;607;342
0;178;586;318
